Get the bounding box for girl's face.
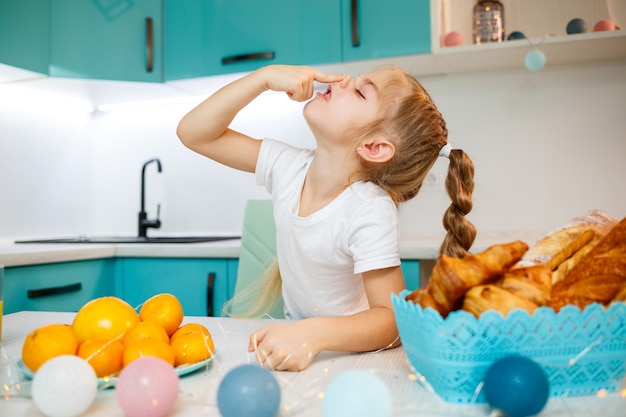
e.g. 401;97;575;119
303;71;386;144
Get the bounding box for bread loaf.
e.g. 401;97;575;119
515;210;617;284
549;216;626;311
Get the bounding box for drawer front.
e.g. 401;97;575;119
117;258;239;317
4;259;116;314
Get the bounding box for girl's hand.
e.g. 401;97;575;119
248;320;321;371
259;65;346;102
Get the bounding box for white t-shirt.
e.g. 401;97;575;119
255;139;401;320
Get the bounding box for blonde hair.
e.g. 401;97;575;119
355;66;476;257
223;261;282;319
227;67;476;318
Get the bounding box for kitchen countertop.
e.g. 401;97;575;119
0;231;543;268
1;311;624;417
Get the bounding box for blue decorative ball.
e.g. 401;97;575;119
217;364;281;417
507;31;526;40
323;370;392;417
524;49;547;71
566;18;587;34
483;355;550;417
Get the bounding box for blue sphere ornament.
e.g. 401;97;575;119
483;355;550;417
323;370;393;417
566;18;587;34
525;49;546;72
507;31;526;40
217;364;280;417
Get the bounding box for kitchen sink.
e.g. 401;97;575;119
15;235;240;244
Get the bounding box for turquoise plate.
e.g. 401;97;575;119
16;356;214;389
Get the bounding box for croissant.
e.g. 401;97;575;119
497;265;552;306
404;286;445;314
611;283;626;304
428;241;529;315
549;216;626;311
462;285;538;318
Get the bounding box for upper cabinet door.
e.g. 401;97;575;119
342;0;431;62
205;0;341;76
50;0;163;82
0;0;50;74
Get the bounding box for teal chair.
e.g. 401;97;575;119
229;200;284;318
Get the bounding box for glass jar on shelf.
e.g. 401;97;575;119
472;0;505;44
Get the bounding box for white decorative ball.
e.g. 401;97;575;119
31;355;98;417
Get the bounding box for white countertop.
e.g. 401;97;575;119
1;311;624;417
0;231;543;268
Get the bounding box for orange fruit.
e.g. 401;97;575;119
77;338;125;378
139;293;184;336
170;327;215;366
170;323;211;343
123;338;175;367
123;321;170;346
21;324;79;372
73;296;140;344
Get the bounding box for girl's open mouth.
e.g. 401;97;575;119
316;85;332;101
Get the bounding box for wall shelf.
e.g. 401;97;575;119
315;0;625;79
315;30;626;80
431;30;626;75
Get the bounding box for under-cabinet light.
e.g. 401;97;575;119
0;84;95;113
96;96;206;112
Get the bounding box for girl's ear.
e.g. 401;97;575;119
358;138;395;163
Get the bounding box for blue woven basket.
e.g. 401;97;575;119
392;291;626;403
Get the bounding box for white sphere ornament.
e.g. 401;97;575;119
31;355;98;417
525;49;546;72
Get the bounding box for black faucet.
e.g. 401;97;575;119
138;158;162;238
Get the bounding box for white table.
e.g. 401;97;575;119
1;311;624;417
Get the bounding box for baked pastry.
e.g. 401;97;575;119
611;283;626;304
404;286;445;314
549;216;626;311
462;285;538;318
497;265;552;306
428;241;529;315
515;210;617;284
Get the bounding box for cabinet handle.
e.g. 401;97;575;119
206;272;216;316
351;0;360;47
221;51;275;65
27;283;82;299
146;17;154;72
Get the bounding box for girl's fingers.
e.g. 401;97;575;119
313;70;347;84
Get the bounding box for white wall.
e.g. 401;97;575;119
1;59;625;243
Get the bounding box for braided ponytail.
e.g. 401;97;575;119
439;149;476;257
354;66;476;258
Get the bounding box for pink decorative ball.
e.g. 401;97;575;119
443;31;463;47
115;357;179;417
593;19;616;32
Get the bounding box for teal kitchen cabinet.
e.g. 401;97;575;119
204;0;341;76
49;0;164;82
341;0;431;62
400;259;420;291
3;259;116;314
0;0;341;81
116;258;239;317
0;0;164;82
0;0;49;74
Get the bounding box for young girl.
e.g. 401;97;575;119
177;65;476;371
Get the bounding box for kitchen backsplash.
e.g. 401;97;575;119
1;60;625;243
